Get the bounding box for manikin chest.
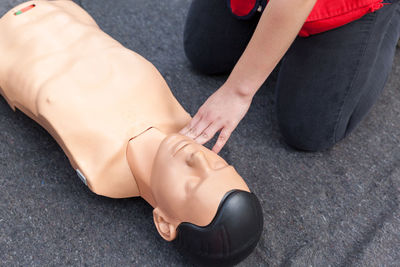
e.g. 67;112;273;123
0;1;190;198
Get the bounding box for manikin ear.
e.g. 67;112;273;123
153;208;177;241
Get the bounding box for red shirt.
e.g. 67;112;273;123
228;0;386;37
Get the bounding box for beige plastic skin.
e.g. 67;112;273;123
0;0;250;240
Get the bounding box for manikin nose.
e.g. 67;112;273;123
189;151;211;175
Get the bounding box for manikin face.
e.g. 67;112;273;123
150;134;250;229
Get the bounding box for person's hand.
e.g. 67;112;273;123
180;84;253;153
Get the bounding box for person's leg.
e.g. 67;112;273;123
276;0;400;151
184;0;260;74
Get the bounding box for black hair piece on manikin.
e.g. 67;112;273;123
173;190;263;266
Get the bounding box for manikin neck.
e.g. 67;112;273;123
126;127;166;207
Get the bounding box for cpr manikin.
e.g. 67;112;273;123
0;1;263;265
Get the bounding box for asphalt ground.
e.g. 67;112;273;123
1;0;399;266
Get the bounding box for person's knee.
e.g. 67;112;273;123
183;33;214;74
183;29;235;75
279;124;338;152
277;113;339;152
183;0;259;75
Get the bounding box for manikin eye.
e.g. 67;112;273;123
213;161;227;169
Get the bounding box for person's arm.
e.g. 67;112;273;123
180;0;317;153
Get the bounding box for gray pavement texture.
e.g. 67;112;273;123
1;0;400;266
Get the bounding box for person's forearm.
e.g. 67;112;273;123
226;0;317;97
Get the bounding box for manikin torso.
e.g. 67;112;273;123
0;1;191;198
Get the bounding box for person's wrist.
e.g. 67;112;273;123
223;78;256;101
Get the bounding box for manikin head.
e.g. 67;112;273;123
150;134;263;265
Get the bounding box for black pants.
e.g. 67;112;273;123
184;0;400;151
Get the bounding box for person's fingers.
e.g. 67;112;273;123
186;117;212;139
179;124;191;135
179;113;202;135
212;127;233;154
194;121;224;145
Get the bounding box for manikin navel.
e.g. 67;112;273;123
0;1;263;265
